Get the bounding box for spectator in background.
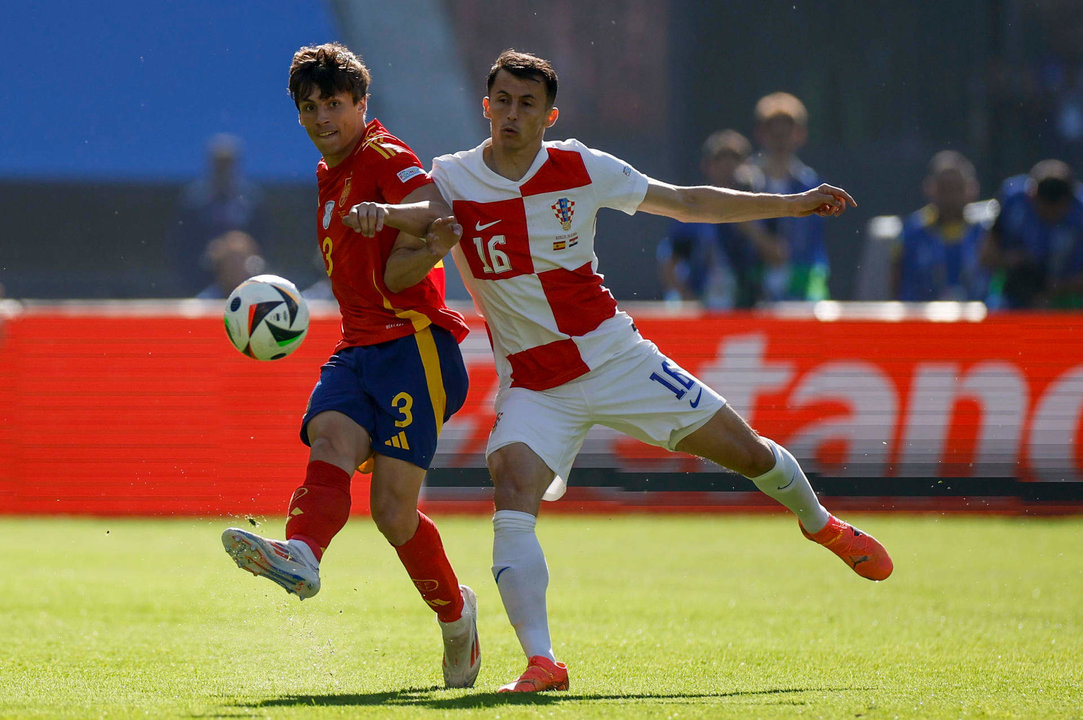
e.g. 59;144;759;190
891;151;989;302
657;130;766;308
981;159;1083;309
195;230;266;299
169;133;268;295
750;92;830;302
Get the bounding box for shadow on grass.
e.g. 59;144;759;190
233;685;840;710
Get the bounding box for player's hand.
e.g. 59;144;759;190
424;216;463;255
794;184;857;217
343;202;387;237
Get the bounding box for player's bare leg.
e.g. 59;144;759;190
489;442;569;693
371;455;480;688
676;404;892;581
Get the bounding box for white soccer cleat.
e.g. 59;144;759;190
221;527;321;600
439;585;481;688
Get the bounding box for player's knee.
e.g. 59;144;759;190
488;448;549;511
308;414;369;468
370;497;417;546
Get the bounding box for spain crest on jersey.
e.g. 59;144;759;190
551;197;575;231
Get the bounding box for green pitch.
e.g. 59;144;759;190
2;514;1080;719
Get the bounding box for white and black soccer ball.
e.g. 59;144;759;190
223;274;309;360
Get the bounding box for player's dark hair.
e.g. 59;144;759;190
487;49;558;106
288;42;371;108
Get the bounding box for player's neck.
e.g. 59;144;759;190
483;140;541;182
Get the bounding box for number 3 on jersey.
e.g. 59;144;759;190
321;237;334;277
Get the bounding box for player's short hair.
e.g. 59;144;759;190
754;91;808;127
928;150;976;180
1029;159;1076;205
288;42;371;108
487;49;558;106
702;129;752;161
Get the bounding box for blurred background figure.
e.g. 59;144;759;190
982;158;1083;309
891;151;989;302
169;134;268;296
657;129;765;309
751;92;830;302
195;230;267;300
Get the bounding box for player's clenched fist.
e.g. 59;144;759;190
343;201;387;236
794;183;858;217
425;216;463;255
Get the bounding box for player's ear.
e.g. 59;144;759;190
546;106;559;128
482;97;491;119
357;94;368;119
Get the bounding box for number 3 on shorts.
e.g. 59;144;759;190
649;360;696;400
391;392;414;428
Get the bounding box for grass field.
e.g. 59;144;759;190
1;513;1080;719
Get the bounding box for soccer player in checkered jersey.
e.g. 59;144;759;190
221;42;480;689
418;50;893;693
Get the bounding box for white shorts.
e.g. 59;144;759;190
487;337;727;501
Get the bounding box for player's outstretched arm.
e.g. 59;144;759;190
637;179;856;224
383;217;463;293
342;184;454;238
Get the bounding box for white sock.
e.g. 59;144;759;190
748;439;831;533
492;510;555;661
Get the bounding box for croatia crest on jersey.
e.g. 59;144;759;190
551;197;575;231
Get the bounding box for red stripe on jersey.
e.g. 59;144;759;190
537;261;618;337
507;338;591;391
453;198;534;279
519;148;592;197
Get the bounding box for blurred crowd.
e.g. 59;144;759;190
658;92;1083;311
178;102;1083;313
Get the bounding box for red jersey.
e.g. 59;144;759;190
315;119;468;351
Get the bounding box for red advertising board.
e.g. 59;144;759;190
0;301;1080;516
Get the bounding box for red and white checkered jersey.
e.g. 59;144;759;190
431;138;649;391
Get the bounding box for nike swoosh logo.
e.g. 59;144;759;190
475;219;501;231
494;566;510;584
776;470;797;491
689;387;703;408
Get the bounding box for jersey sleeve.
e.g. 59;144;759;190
568;139;649;215
369;136;434;204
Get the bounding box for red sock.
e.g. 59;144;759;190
285;460;352;561
394;511;464;622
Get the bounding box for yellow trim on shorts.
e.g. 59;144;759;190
413;326;447;435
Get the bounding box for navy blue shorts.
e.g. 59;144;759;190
300;325;468;470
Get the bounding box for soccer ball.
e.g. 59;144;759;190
223;274;309;360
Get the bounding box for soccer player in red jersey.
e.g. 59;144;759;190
222;43;479;689
417;50;892;692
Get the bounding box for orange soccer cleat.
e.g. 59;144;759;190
801;515;893;581
498;655;569;693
